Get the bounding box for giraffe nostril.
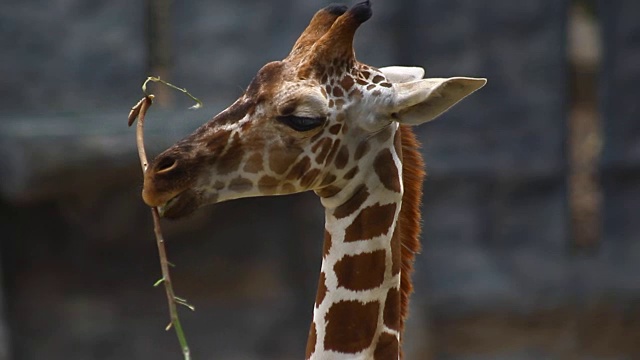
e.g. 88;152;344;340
154;156;178;174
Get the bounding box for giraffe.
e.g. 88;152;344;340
141;2;485;358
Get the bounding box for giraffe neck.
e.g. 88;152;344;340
306;124;407;359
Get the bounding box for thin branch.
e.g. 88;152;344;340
142;76;203;109
128;94;193;360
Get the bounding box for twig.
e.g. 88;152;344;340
142;76;203;110
128;94;194;360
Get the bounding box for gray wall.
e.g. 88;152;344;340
1;0;639;359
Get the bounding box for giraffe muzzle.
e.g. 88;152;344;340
156;189;200;219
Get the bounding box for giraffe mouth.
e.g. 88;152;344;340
157;189;200;219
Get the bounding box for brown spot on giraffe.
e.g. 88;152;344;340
280;182;296;193
324;138;342;165
278;99;299;117
305;322;317;359
374;149;401;193
340;75;355;91
356;78;369;86
332;86;344;97
286;156;311;181
333;184;369;219
315;272;328;307
205;129;232;153
372;74;384;84
354;141;370;161
323;228;332;258
300;168;321;188
228;176;253;192
212;181;225;190
343;166;359;180
334;250;386;291
314;138;333;164
316;185;341;198
258;175;278;194
328;124;342;135
316;144;333;165
383;287;401;331
320;173;337;187
324;300;379;353
344;203;397;242
243;152;264;173
269;145;303;175
334;145;349;169
216;133;244;175
373;333;399;360
310;131;325;143
390;225;401;275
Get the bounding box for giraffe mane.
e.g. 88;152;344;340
397;125;426;344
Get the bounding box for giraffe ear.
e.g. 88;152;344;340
378;66;425;83
391;77;487;125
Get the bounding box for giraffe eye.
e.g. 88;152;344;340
276;115;325;132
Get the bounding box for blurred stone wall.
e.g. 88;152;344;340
599;1;640;301
1;0;639;359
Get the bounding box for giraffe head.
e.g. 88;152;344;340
142;1;485;218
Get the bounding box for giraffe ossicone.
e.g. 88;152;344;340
142;1;485;358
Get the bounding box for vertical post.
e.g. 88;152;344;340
567;3;603;249
146;0;173;106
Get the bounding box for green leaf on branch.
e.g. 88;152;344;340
174;296;196;311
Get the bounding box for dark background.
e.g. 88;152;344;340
1;0;639;359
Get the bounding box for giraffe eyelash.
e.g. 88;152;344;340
277;115;326;132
